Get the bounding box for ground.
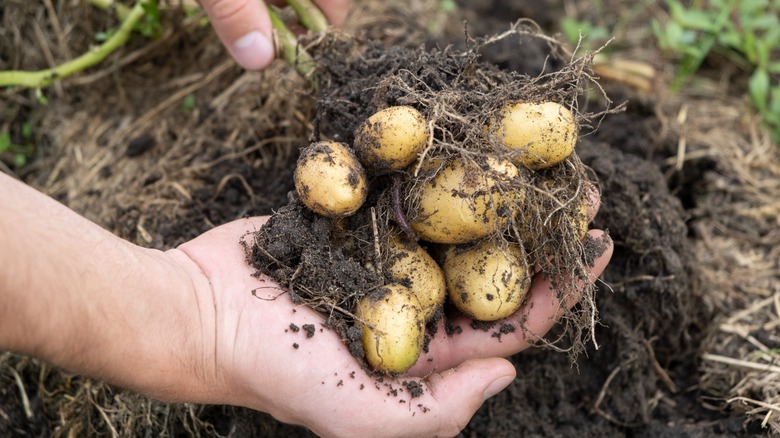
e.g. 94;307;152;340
1;0;779;437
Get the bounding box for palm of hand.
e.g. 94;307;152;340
176;216;611;438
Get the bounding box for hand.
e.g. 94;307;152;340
0;172;611;438
199;0;352;70
171;215;612;437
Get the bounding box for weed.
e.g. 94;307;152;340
0;125;35;168
653;0;780;141
560;17;609;51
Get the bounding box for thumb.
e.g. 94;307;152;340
423;358;516;436
200;0;276;70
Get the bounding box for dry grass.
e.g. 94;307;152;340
658;85;780;433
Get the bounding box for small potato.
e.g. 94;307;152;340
442;240;531;321
294;141;368;217
410;157;520;244
354;106;428;171
495;101;577;170
385;236;446;321
357;285;425;373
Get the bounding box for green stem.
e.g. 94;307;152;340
88;0;132;19
0;1;145;89
286;0;329;33
267;5;317;82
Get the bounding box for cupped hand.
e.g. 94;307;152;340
199;0;352;70
168;207;611;437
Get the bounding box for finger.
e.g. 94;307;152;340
308;358;515;438
313;0;352;26
584;181;601;221
417;358;516;437
410;229;613;374
200;0;275;70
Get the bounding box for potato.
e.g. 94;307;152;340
354;106;428;171
410;157;520;244
495;101;577;170
294;141;368;217
357;284;425;373
442;240;531;321
385;236;446;321
570;195;590;240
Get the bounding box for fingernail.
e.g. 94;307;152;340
232;31;275;70
483;375;514;401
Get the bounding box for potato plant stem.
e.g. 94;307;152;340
285;0;329;32
267;5;317;81
88;0;132;20
0;2;146;89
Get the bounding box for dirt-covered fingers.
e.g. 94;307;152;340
199;0;275;70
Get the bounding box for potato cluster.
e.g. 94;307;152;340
293;102;582;373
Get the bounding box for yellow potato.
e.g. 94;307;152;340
357;284;425;373
409;157;520;244
442;241;531;321
385;235;446;321
496;101;577;170
294;141;368;217
354;106;428;171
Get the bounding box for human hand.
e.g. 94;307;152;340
169;204;611;437
199;0;352;70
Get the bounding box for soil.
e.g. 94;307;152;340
1;0;777;436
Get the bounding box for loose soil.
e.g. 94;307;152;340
1;0;777;436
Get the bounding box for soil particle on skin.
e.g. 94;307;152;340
403;381;425;398
302;324;316;338
289;323;300;333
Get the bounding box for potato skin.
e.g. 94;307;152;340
442;241;531;321
385;236;446;321
497;101;577;170
357;285;424;373
294;141;368;218
354;106;428;171
410;157;520;244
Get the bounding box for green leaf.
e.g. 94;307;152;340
13;154;26;167
749;68;770;112
95;28;116;42
769;86;780;114
35;88;49;106
678;9;719;31
0;131;11;153
181;93;197;111
138;0;162;39
21;122;32;139
439;0;457;13
560;17;582;46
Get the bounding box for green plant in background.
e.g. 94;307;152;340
0;124;35;167
560;17;610;51
653;0;780;142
